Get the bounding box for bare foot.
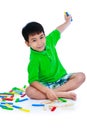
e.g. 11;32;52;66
56;92;77;100
64;92;77;100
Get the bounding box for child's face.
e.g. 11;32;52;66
25;32;46;52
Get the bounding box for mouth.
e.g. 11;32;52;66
37;45;45;50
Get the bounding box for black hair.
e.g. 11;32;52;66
22;22;45;42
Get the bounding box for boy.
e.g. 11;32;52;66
22;13;85;101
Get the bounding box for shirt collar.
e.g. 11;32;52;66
30;45;49;55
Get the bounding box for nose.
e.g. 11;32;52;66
37;39;42;46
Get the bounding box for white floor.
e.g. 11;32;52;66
0;81;87;130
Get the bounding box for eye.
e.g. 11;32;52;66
40;35;44;39
32;39;37;42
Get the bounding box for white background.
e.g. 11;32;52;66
0;0;87;130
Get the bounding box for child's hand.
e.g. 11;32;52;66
46;89;57;101
64;12;72;23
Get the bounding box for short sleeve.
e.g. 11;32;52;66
27;59;39;84
46;29;61;46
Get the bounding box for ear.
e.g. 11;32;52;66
25;41;30;47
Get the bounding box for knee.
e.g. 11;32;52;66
25;86;35;98
77;72;86;83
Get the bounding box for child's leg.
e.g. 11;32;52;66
25;72;85;100
25;86;47;100
26;86;76;100
54;72;85;92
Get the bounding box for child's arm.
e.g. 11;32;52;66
31;81;57;100
56;13;72;33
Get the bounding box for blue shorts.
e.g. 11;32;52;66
42;73;73;89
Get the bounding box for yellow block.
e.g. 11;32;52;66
19;108;30;112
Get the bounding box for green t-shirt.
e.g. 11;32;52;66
28;29;67;84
